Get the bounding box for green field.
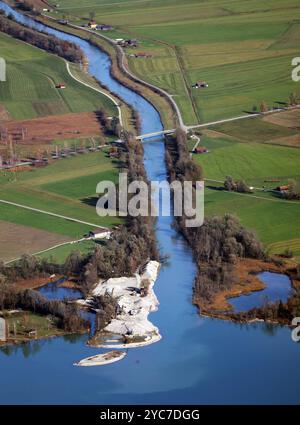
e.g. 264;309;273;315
50;0;300;125
37;239;97;263
191;123;300;255
204;186;300;255
0;149;122;237
0;32;116;119
192;135;300;187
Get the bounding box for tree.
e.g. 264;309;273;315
288;92;298;106
64;251;84;275
236;180;252;193
224;176;235;191
260;101;268;113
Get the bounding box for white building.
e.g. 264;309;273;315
88;229;111;240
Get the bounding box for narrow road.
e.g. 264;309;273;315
4;237;87;265
191;134;201;152
65;61;123;126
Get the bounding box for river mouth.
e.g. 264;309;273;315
228;272;294;313
1;1;300;404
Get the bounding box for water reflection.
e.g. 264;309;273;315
0;0;299;404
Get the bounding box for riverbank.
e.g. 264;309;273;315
194;258;288;313
86;261;161;348
0;309;87;347
195;257;300;324
31;13;177;130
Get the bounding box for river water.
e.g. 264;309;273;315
229;272;294;313
0;1;300;404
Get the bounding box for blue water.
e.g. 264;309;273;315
229;272;294;313
38;279;82;300
0;1;300;404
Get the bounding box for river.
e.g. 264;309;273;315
0;1;300;404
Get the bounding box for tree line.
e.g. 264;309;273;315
0;12;84;63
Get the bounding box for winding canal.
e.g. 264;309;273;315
0;1;300;404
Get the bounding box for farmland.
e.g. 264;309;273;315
0;29;125;262
0;220;73;262
48;0;300;125
191;114;300;255
0;148;122;230
0;31;116;120
0;147;123;262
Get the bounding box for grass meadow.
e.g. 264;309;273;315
52;0;300;125
0;32;116;119
0;149;122;238
191;118;300;255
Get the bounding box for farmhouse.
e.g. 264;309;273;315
125;39;138;47
275;185;290;192
88;20;98;29
192;81;208;89
193;146;208;154
98;24;114;31
135;52;152;58
88;229;111;240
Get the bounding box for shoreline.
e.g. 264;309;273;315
194;257;299;324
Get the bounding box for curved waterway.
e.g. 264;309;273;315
0;2;300;404
229;272;294;313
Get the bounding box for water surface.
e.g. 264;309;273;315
38;279;82;301
229;272;294;312
0;1;299;404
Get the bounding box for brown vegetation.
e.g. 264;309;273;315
0;221;72;262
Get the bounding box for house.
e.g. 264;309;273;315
88;229;111;240
135;52;152;58
275;185;290;192
98;24;114;31
56;83;66;89
88;20;98;29
194;146;208;154
192;81;208;89
125;39;138;47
